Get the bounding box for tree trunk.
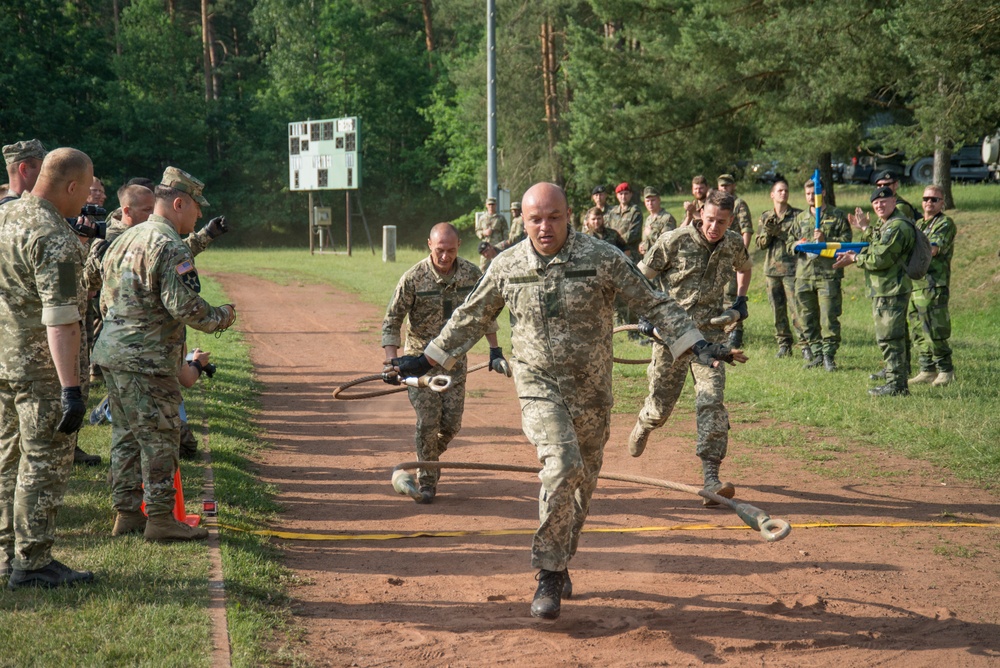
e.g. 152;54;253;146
420;0;434;71
112;0;121;57
201;0;214;102
818;151;836;208
933;138;954;209
541;18;563;186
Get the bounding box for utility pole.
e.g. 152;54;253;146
486;0;497;201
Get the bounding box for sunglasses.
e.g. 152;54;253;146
922;196;941;203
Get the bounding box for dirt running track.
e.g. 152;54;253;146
219;274;1000;667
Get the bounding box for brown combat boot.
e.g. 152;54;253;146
112;510;147;536
701;458;736;507
628;421;651;458
144;514;208;543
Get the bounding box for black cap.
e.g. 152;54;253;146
875;170;898;184
591;185;606;195
870;185;895;202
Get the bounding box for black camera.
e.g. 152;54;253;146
69;204;107;240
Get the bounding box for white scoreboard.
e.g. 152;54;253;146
288;116;361;191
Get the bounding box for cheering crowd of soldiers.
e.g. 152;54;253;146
384;171;955;619
0;140;235;590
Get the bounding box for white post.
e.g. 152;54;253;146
383;225;397;263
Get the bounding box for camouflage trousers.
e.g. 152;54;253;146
0;376;75;571
638;342;729;462
409;358;467;490
908;286;953;373
765;275;802;347
872;294;912;390
795;277;843;357
725;274;743;337
103;369;182;516
520;397;610;572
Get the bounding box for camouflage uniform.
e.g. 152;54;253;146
789;206;852;359
642;209;677;257
0;193;87;571
93;215;233;516
724;198;753;338
476;213;508;271
855;210;916;390
497;215;525;251
908;213;956;374
606;204;643;261
636;225;752;461
754;206;803;348
896;196;919;223
583;225;629;254
424;232;701;572
381;256;496;490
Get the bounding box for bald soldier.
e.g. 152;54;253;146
382;224;507;503
387;183;738;620
1;148;95;589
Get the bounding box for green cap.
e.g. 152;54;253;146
642;186;659;198
161;166;209;207
717;174;735;186
486;197;497;205
511;201;521;211
3;139;47;166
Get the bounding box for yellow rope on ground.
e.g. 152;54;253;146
218;521;1000;542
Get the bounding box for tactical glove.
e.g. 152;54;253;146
205;216;228;239
636;317;656;338
691;340;735;367
730;295;749;321
477;240;494;256
392;354;433;379
489;347;512;377
57;386;86;434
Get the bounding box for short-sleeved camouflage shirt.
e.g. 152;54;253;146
0;192;87;381
92;214;232;376
753;206;801;277
638;223;752;337
382;256;497;356
476;213;508;245
733;197;753;236
425;231;702;417
642;209;677;252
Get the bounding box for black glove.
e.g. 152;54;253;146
730;295;749;321
205;215;228;239
381;369;401;386
636;317;656;338
477;240;494;256
57;386;86;434
391;354;433;379
489;346;512;377
691;340;735;367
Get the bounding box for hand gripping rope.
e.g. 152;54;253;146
333;362;490;400
612;310;742;365
390;460;792;542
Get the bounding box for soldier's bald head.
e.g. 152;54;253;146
522;182;568;212
37;148;92;188
429;222;459;244
521;182;570;256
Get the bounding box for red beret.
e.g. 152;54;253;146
615;182;630;193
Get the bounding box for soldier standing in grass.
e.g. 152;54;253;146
628;189;751;506
754;179;803;358
387;182;737;620
834;186;915;397
1;148;95;589
605;182;643;262
476;197;508;271
681;175;709;225
716;174;752;349
639;186;677;258
93;167;236;541
908;185;956;387
381;223;506;504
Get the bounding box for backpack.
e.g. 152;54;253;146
901;217;932;280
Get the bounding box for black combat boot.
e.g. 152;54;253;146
7;559;94;590
73;446;101;466
868;384;910;397
775;343;791;359
728;327;744;349
561;569;573;599
802;346;814;362
701;458;736;507
823;355;838;372
530;569;565;619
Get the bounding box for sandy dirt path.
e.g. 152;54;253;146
218;273;1000;667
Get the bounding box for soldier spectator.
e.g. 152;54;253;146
88;177;106;208
507;201;524;246
388;182;737;620
629;189;751;506
93;167;236;541
754;179;803;358
381;223;504;504
874;170;918;222
717;174;752;349
639;186;677;257
605;182;643;261
475;197;508;271
590;185;611;217
908;185;956;387
0;139;47;206
682;175;709;226
834;186;916;396
790;178;852;371
1;147;95;589
582;206;628;254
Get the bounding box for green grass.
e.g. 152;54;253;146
0;278;297;667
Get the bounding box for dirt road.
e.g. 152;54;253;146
219;274;1000;667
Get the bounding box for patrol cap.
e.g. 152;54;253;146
511;201;521;211
717;173;735;185
3;139;47;166
161;166;210;207
591;185;606;195
643;186;659;198
875;170;898;184
870;185;895;202
615;182;631;194
486;197;497;205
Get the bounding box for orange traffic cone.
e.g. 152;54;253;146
141;468;201;527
